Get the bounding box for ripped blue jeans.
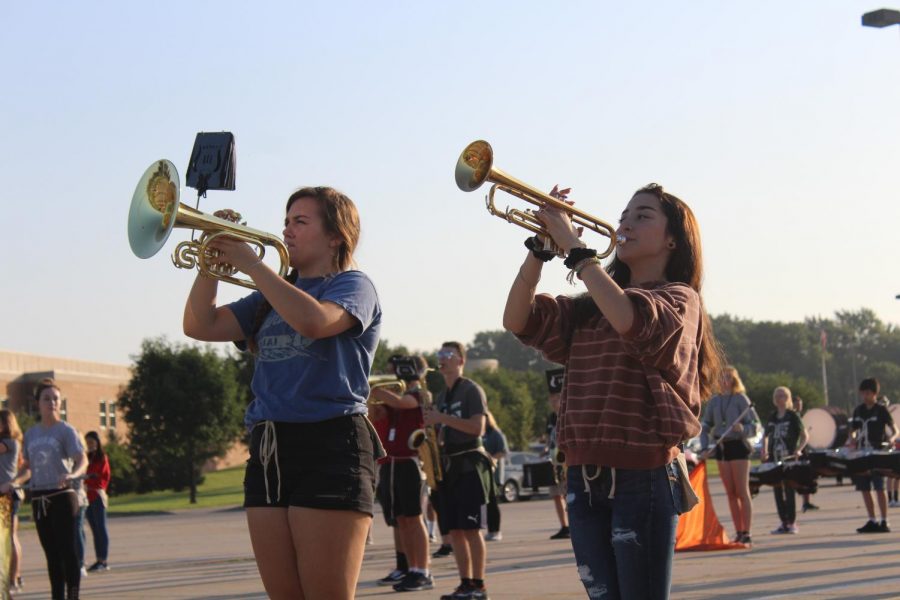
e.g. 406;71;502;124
566;462;683;600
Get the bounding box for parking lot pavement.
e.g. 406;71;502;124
12;478;900;599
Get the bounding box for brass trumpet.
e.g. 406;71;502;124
455;140;620;258
367;375;407;406
127;159;289;290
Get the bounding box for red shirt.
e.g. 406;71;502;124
85;453;110;503
374;389;425;462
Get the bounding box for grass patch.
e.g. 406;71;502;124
107;467;245;515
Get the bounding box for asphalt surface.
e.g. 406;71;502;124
11;477;900;599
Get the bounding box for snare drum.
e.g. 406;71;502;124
868;450;900;477
781;459;818;494
751;462;784;485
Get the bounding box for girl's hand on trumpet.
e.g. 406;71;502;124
206;236;264;274
535;185;584;254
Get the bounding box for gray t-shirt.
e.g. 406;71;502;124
437;377;487;450
699;393;758;448
0;438;20;485
23;422;83;491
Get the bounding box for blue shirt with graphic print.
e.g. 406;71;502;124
227;270;382;427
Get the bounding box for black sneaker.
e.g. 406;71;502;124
377;568;407;586
393;571;434;592
802;502;819;512
877;520;891;533
470;587;490;600
432;544;453;558
550;526;570;539
87;561;109;573
738;532;752;546
440;582;473;600
857;520;880;534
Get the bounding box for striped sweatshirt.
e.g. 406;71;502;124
516;281;703;469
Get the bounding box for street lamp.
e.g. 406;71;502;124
862;8;900;27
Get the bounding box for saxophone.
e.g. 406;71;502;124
408;388;443;489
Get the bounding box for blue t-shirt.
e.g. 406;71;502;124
227;270;382;427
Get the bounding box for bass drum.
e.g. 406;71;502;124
803;406;849;450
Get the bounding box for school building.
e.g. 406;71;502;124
0;349;247;469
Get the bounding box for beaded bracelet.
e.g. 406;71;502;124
566;257;602;285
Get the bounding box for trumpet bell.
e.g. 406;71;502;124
455;140;494;192
128;159;180;259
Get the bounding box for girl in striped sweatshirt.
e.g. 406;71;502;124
504;183;722;600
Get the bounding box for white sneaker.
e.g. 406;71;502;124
485;531;503;541
80;566;88;577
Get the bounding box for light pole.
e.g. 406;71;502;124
862;8;900;27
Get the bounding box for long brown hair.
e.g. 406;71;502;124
0;410;22;443
248;186;361;353
567;183;723;400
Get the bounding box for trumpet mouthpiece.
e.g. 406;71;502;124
616;235;627;245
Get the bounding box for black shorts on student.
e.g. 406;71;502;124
376;459;425;526
243;415;376;515
438;469;486;531
715;439;751;461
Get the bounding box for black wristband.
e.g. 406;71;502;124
564;247;597;269
524;236;556;262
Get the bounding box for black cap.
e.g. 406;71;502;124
546;368;565;394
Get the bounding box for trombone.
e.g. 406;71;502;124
455;140;621;258
127;159;289;290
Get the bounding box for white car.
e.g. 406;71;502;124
499;451;556;502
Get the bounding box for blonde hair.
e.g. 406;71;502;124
722;366;746;395
0;410;22;443
485;410;499;431
772;386;793;411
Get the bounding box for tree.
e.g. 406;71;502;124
468;330;558;373
468;367;536;450
118;338;244;503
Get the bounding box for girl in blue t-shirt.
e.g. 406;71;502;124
184;186;382;600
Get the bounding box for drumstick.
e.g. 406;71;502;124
702;403;755;460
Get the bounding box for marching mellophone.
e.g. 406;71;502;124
127;159;289;290
454;139;622;257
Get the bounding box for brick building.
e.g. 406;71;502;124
0;350;248;469
0;349;127;439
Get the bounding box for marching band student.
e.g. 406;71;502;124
482;410;509;542
543;369;570;540
19;378;88;600
760;387;808;534
504;183;721;599
370;356;433;592
849;378;897;533
700;366;758;545
0;410;25;594
183;186;382;600
424;342;493;600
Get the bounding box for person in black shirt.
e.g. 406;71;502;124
848;378;898;533
761;387;808;534
424;341;492;600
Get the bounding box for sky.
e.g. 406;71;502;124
2;1;899;367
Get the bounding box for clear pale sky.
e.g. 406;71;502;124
2;1;898;366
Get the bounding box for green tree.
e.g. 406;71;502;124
118;338;244;503
469;367;535;450
468;330;556;372
104;432;138;495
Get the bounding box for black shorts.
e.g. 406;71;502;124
377;459;424;526
243;415;376;515
715;439;751;461
438;470;486;531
